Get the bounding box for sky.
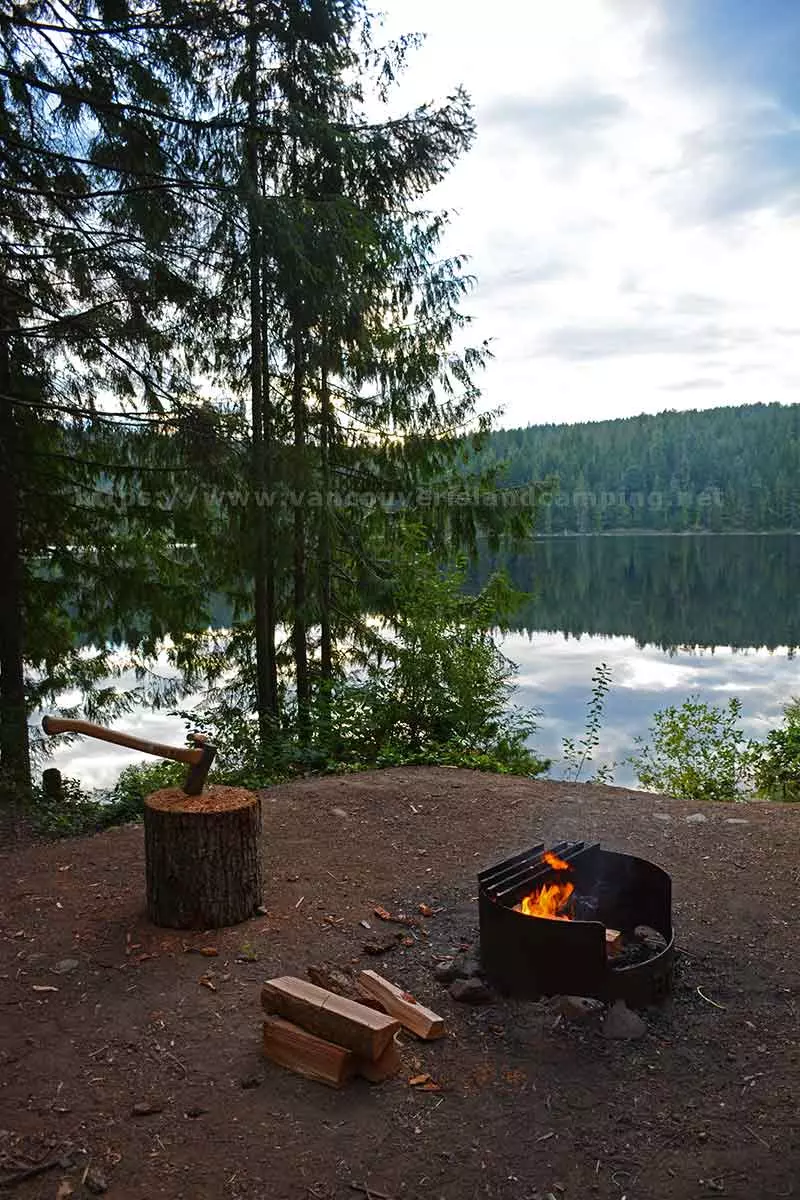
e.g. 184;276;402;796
378;0;800;429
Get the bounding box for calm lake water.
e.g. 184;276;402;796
47;533;799;789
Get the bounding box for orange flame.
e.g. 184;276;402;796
514;850;575;920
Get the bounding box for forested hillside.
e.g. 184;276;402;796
477;403;800;532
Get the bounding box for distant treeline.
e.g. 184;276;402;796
474;403;800;532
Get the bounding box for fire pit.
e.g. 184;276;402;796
478;841;675;1006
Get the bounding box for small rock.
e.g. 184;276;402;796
330;807;348;819
433;959;461;984
52;958;79;975
56;1181;74;1200
240;1074;262;1090
652;812;672;822
185;1106;207;1119
555;995;603;1021
724;818;749;825
603;999;647;1039
131;1101;163;1116
435;954;482;984
449;977;494;1004
362;934;397;955
684;812;708;824
84;1167;108;1195
634;924;668;952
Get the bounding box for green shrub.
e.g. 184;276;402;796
752;697;800;802
105;759;186;819
29;759;185;839
29;775;103;838
628;696;757;802
178;558;549;783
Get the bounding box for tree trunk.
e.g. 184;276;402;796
291;319;310;739
144;785;263;929
319;364;333;685
246;0;279;740
0;292;31;801
259;253;279;715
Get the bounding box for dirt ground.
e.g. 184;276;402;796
1;768;798;1200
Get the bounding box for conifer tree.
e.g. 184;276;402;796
0;0;228;797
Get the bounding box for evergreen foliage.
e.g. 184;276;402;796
0;0;234;797
2;0;540;799
475;403;800;532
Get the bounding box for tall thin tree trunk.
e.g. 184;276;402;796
291;319;310;740
319;362;333;686
0;293;31;800
245;0;278;742
260;256;279;715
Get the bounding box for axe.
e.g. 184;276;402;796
41;716;216;795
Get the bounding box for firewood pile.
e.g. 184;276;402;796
260;969;445;1088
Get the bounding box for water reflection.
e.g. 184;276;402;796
508;631;798;785
473;532;799;651
490;534;798;784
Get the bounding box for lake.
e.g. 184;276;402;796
46;533;799;789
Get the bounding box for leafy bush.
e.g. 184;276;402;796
29;759;185;839
311;559;548;777
105;759;186;818
178;558;549;783
628;696;756;802
752;697;800;802
28;775;103;838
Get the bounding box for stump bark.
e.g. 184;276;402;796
144;785;263;929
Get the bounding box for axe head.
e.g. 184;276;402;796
183;734;216;795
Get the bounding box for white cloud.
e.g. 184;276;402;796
379;0;800;426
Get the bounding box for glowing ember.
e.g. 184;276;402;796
514;851;575;920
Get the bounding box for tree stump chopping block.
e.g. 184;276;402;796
144;785;263;929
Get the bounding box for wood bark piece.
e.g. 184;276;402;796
357;970;446;1040
261;976;399;1061
262;1016;354;1087
144;786;263;929
306;964;385;1012
355;1037;402;1083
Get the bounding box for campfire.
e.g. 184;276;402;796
478;841;675;1004
514;850;575;919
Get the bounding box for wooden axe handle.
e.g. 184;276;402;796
41;716;203;766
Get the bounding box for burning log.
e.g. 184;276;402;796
605;928;622;955
357;970;445;1040
261;976;399;1060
